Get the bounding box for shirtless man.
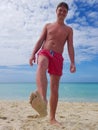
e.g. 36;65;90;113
29;2;76;125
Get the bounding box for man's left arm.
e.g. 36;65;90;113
67;27;76;73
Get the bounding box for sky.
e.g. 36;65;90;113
0;0;98;83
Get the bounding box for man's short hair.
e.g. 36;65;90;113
56;2;69;11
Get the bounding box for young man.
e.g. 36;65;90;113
29;2;76;126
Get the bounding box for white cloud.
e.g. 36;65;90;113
73;25;98;62
88;12;97;18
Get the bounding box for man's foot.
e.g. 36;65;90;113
29;92;37;104
50;119;62;126
29;91;47;117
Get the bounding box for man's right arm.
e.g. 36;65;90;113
29;24;48;66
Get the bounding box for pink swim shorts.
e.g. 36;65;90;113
38;49;64;76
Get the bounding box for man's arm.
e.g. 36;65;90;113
29;24;48;66
67;27;76;73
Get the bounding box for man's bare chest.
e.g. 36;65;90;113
47;26;68;40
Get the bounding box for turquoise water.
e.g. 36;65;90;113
0;83;98;102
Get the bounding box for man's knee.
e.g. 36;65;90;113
38;55;49;70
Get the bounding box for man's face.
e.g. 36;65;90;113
56;6;68;20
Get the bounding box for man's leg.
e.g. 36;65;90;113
49;75;61;125
36;55;49;103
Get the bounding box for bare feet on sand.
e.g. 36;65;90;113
50;119;62;127
29;91;47;117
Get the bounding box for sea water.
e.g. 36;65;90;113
0;82;98;102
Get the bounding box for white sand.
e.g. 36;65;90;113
0;100;98;130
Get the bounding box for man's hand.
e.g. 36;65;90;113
29;55;36;66
70;63;76;73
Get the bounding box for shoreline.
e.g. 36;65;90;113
0;100;98;130
1;99;98;103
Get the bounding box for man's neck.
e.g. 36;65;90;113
56;20;65;25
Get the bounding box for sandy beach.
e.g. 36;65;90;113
0;100;98;130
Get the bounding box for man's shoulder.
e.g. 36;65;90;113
45;22;52;27
64;24;73;33
64;24;72;30
42;23;51;30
